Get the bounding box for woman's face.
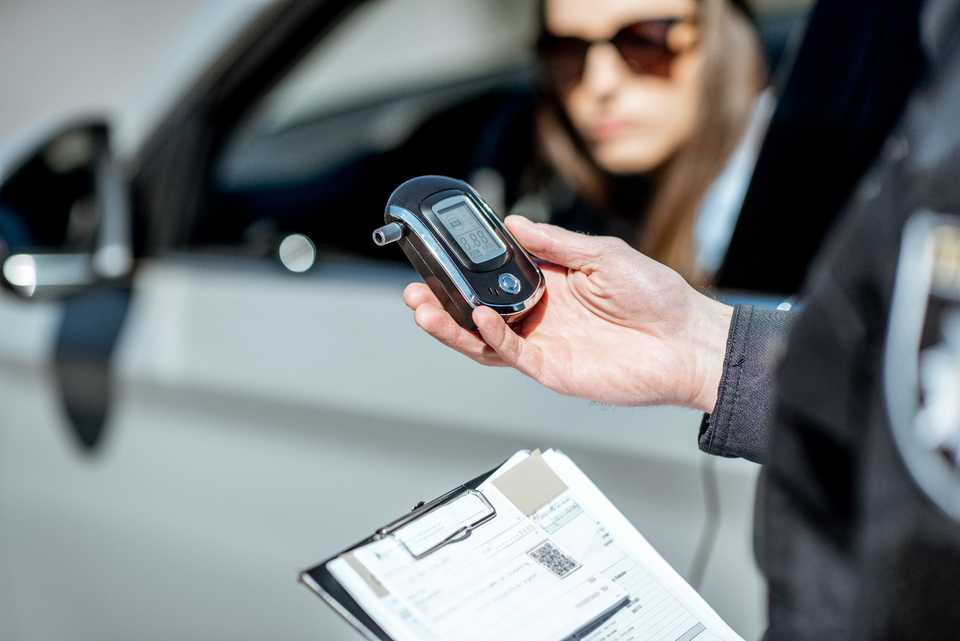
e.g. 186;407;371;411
544;0;703;174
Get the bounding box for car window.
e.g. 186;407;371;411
201;0;537;266
203;0;813;268
255;0;537;135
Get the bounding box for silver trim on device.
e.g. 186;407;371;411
387;204;546;317
388;205;481;307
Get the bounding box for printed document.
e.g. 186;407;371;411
324;450;743;641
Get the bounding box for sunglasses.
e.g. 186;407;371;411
536;18;699;90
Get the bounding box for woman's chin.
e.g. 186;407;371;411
592;142;669;175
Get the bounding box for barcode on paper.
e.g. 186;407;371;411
528;540;581;578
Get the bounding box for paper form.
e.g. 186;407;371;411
324;450;743;641
540;450;742;641
339;482;629;641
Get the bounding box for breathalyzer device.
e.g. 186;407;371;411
373;176;544;330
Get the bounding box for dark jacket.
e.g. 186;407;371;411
716;0;927;294
699;1;960;638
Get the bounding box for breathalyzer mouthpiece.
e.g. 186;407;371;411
372;222;404;247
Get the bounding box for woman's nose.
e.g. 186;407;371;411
580;43;628;98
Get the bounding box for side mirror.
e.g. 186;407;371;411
0;120;132;299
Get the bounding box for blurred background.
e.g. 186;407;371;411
0;1;813;640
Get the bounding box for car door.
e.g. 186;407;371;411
0;1;765;640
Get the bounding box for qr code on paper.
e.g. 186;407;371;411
528;540;581;578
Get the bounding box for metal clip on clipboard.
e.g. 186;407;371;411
374;488;497;560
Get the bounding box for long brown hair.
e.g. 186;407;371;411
535;0;766;282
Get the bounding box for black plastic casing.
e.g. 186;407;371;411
385;176;544;331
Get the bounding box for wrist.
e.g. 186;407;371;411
685;296;734;414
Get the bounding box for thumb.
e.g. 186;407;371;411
505;215;603;270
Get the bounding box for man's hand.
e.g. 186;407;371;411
403;216;733;413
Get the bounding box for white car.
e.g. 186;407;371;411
0;2;807;639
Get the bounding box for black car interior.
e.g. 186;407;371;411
0;4;838;297
204;7;811;273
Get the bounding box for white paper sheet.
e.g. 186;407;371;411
326;450;743;641
540;450;743;641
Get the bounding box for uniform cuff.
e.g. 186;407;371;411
699;305;792;464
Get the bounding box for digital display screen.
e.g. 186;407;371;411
433;197;505;265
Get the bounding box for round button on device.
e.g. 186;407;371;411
498;272;522;295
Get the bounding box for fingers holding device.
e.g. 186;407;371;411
396;196;734;412
373;176;545;331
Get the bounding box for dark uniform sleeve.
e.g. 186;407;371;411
698;305;792;464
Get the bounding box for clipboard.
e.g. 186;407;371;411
298;449;745;641
298;462;502;641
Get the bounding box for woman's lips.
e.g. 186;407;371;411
590;119;634;142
